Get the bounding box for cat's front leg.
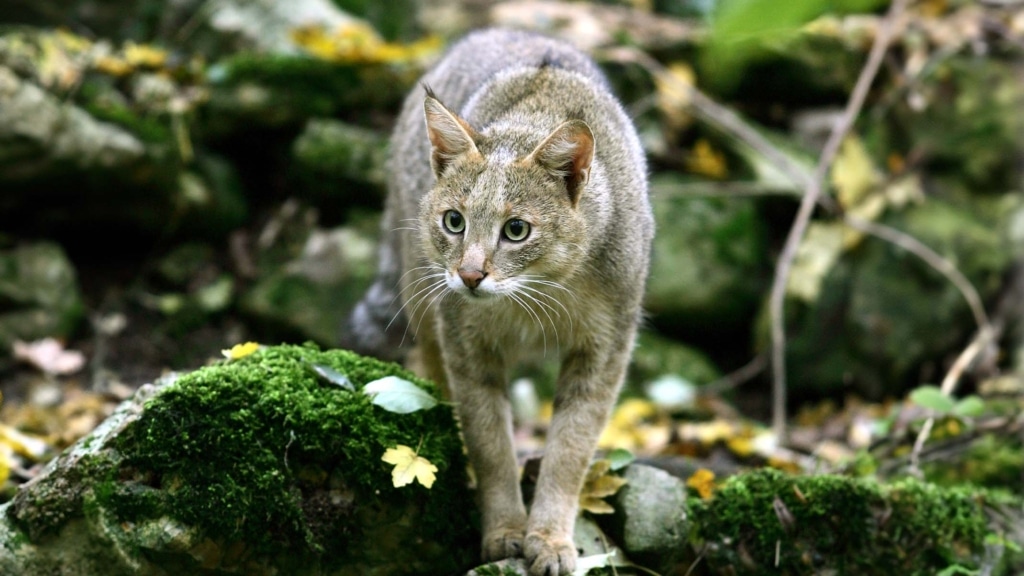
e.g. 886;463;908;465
524;345;630;576
443;350;527;561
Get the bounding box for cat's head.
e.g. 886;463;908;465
418;92;593;302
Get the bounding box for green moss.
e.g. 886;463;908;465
109;343;476;572
692;468;1008;575
925;434;1024;495
204;54;415;133
209;54;352;118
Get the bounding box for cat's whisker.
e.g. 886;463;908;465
396;265;445;292
412;282;452;339
520;276;577;301
390;270;446;311
512;287;562;353
516;284;566;318
388;274;447;335
518;279;575;335
398;280;448;347
507;291;549;356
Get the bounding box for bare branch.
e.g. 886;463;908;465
767;0;911;442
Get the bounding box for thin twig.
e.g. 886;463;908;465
700;352;767;396
767;0;910;441
908;325;998;475
843;215;990;330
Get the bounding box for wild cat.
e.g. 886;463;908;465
347;28;653;575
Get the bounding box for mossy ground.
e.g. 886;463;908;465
108;342;477;573
691;468;1016;575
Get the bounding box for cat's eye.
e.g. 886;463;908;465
443;210;465;234
502;219;530;242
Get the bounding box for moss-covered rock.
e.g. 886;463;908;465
645;173;769;338
1;343;478;575
291;118;388;205
692;468;1021;575
204;54;416;137
782;194;1024;399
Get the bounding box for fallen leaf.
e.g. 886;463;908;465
309;363;355;391
0;424;51;460
12;338;86;375
606;448;635;471
687;468;716;499
290;22;441;64
382;444;437;489
598;398;659;450
363;376;437;413
221;342;260;360
579;459;628;514
573;550;617;576
123;41;167;68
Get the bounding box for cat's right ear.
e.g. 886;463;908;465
423;92;480;177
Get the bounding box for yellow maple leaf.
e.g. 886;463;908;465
579;459;628;514
382;444;437;489
686;468;716;499
221;342;260;360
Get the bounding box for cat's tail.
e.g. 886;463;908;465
340;244;409;362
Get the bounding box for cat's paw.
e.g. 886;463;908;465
481;524;525;562
523;531;577;576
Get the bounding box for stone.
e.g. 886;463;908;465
601;463;689;573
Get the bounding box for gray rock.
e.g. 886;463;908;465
601;463;690;572
240;220;380;345
0;242;83;349
0;65;146;182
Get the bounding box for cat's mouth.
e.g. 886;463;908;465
446;272;499;300
455;286;498;300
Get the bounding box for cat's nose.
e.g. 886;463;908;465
458;269;486;289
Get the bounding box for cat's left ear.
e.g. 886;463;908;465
528;119;594;207
424;92;481;177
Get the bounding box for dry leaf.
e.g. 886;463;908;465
221;342;260;360
290;22;441;64
831;136;882;209
599;398;673;452
786;221;844;302
12;338;86;375
579;459;628;514
686;468;716;499
382;444;437;489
